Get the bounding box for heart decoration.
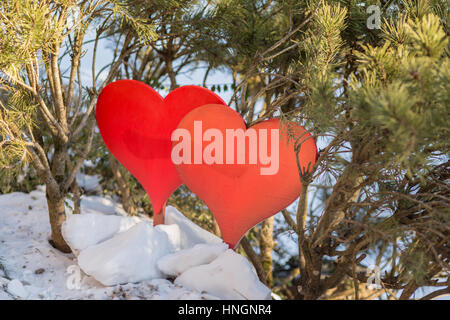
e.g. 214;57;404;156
173;104;318;248
96;80;225;224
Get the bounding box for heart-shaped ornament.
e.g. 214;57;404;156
96;80;225;223
173;104;318;248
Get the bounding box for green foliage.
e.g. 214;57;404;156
350;12;449;171
169;185;219;233
0;0;67;70
304;2;348;75
0;0;448;299
0;91;35;169
406;13;448;58
109;0;158;44
0;0;157;171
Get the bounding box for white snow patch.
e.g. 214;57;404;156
175;249;271;300
62;213;140;253
77;222;176;286
155;224;182;252
79;196;128;216
83;160;96;168
76;172;102;194
271;292;282;300
158;243;228;277
165;206;223;248
7;279;29;299
0;290;12;300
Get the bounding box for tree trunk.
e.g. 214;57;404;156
259;217;274;286
46;190;71;253
165;58;177;91
71;179;81;215
240;236;269;286
109;154;136;215
211;215;221;237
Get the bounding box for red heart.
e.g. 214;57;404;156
173;104;318;248
96;80;225;222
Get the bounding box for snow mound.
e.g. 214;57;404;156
7;279;29;299
62;206;221;255
68;209;270;300
78;222;177;286
79;196;128;216
76;172;102;194
157;224;182;252
175;249;271;300
62;213;140;252
158;243;228;277
165;206;223;248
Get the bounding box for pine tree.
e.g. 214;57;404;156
193;0;449;299
0;0;156;252
1;0;448;299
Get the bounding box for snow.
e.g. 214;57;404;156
78;222;176;286
78;196;128;216
165;206;223;249
175;249;272;300
156;224;182;251
76;172;102;194
62;213;140;253
158;243;228;277
0;182;271;300
7;279;29;299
